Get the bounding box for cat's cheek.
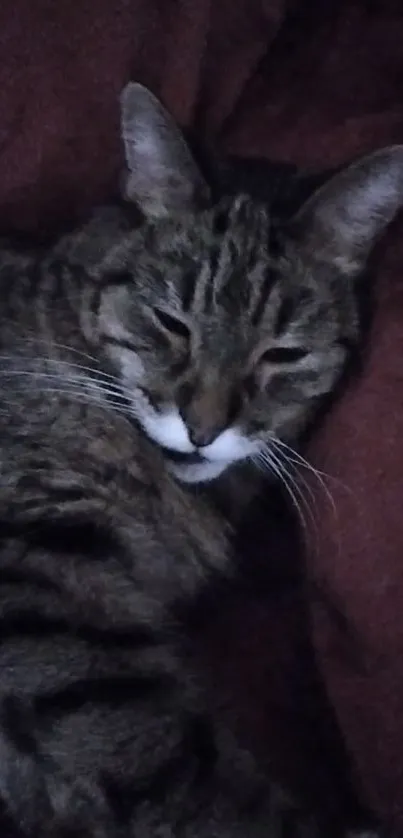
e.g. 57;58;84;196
265;401;309;443
109;344;146;391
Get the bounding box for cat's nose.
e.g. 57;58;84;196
187;425;219;449
180;381;230;449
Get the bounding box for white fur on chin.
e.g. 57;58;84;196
168;459;230;484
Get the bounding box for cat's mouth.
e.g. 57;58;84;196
162;447;231;485
162;449;203;465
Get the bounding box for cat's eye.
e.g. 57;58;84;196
260;346;308;364
153;308;190;340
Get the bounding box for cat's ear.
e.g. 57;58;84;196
120;82;210;219
291;146;403;275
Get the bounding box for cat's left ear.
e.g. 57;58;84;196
120;82;210;219
291;146;403;276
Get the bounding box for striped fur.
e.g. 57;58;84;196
0;83;400;836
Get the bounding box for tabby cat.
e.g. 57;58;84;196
0;82;400;837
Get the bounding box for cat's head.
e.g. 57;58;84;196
94;83;403;483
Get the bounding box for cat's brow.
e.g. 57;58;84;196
250;264;278;327
273;296;295;336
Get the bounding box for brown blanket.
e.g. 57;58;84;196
1;0;403;833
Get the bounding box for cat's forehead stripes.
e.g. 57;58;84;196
172;195;277;322
250;262;279;328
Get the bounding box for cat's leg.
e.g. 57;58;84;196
0;659;280;838
0;695;113;838
0;588;340;838
0;705;305;838
0;689;358;838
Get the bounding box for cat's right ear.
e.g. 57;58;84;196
290;145;403;277
120;82;210;220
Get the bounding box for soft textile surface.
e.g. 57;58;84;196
1;0;403;833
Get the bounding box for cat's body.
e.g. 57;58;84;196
0;211;312;838
0;83;401;837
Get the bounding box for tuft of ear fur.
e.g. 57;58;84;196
120;82;210;219
291;146;403;275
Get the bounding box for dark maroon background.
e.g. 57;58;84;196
1;0;403;833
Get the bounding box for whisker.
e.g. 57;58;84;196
0;370;127;401
284;449;354;504
269;440;318;514
1;382;124;405
271;438;338;519
270;438;334;482
255;449;309;532
41;360;120;385
0;355;120;385
268;445;321;550
15;337;109;369
266;447;318;536
10;386;133;417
